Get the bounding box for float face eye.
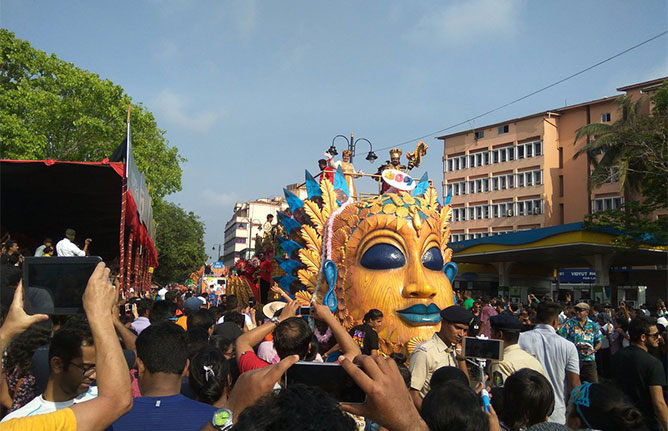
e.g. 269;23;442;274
422;247;444;271
360;243;406;270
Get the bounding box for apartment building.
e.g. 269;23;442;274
439;77;664;242
222;197;288;267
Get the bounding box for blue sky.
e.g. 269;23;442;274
2;0;667;260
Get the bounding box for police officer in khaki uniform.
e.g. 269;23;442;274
408;306;472;410
489;314;547;388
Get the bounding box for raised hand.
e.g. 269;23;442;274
0;281;49;346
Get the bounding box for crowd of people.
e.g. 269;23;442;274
0;253;666;430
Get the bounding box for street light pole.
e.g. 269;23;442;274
211;244;223;262
247;218;262;259
328;133;377;164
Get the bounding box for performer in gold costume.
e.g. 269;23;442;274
376;148;407;194
331;150;360;200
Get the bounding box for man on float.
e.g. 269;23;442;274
376;148;407;194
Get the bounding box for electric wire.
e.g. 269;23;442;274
374;30;668;152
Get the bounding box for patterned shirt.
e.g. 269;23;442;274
558;317;602;361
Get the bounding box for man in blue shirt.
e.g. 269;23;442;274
111;322;216;431
558;302;602;383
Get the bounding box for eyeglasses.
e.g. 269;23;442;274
69;362;96;375
647;332;661;339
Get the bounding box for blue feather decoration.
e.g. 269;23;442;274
283;188;304;213
305;170;322;198
277;236;303;256
275;257;304;274
277;211;302;235
412;172;429;196
333;166;350;200
272;275;297;290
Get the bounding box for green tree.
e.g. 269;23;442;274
1;30;207;281
574;81;668;246
152;199;207;285
0;29;183;198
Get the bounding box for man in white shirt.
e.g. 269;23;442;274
34;238;53;257
1;322;98;422
519;302;581;425
55;228;91;257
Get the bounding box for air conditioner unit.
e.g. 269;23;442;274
506;209;513;217
533;207;541;215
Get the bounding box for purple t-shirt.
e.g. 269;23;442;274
480;305;498;338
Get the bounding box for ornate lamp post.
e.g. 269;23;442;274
328;133;378;164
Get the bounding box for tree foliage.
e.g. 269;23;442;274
575;81;668;246
0;29;184;198
152;199;207;285
1;30;206;282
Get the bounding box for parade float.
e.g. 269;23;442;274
270;143;458;355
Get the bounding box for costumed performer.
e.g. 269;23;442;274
376;148;406;194
331;150;362;200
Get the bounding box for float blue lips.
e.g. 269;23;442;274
396;304;442;324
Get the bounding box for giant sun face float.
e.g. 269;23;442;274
274;168;457;355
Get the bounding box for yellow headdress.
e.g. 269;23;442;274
389;148;402;159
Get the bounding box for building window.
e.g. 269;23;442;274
237;223;248;230
475;130;485;140
492;202;514;218
559;175;564;197
515;169;542;188
235;238;247;244
492;173;514;191
592;197;624;213
498;124;509;134
534;141;542;156
601;113;611;123
446;159;453;172
534;170;543;185
517;145;524;159
452;207;465;222
517;198;543;216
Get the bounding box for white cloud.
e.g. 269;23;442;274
156;40;179;61
407;0;524;46
201;188;239;208
280;42;311;72
236;0;257;42
153;89;225;134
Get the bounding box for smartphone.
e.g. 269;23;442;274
298;306;311;316
283;361;366;404
248;297;256;307
462;337;504;361
22;256;102;314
